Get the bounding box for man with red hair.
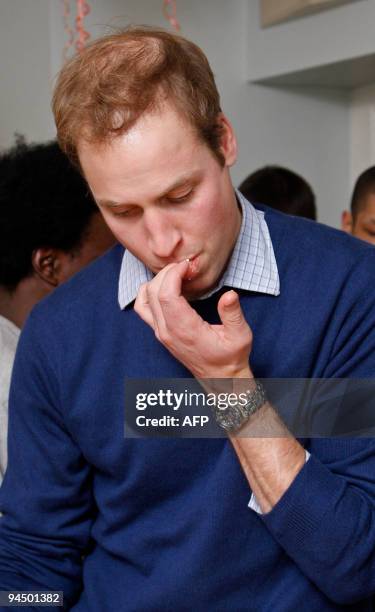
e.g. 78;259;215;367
0;27;374;611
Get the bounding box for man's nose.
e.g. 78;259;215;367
144;210;182;259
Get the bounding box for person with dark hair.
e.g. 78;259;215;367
0;27;375;611
342;166;375;244
0;139;115;482
239;165;317;220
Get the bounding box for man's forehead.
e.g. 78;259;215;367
78;111;208;204
78;103;198;157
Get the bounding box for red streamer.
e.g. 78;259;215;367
163;0;181;31
62;0;91;60
75;0;91;53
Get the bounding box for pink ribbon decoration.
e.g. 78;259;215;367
75;0;91;52
163;0;181;31
62;0;91;59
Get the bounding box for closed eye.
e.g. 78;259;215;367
111;207;138;218
167;189;193;204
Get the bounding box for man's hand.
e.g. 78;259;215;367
134;260;306;512
134;260;253;379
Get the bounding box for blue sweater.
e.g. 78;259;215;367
0;208;375;611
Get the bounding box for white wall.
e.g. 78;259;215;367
245;0;353;227
0;0;55;148
247;0;372;81
0;0;353;228
349;84;375;197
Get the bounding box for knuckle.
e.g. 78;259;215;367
244;327;252;340
156;326;169;345
177;328;193;344
158;288;171;305
159;296;171;308
236;330;252;351
231;313;243;325
145;285;152;300
138;282;148;298
242;335;253;351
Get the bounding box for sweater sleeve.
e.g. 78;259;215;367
260;254;375;605
260;439;375;605
0;311;94;610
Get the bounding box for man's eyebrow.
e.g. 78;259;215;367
164;173;199;193
97;173;200;209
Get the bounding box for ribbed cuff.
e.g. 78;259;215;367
260;453;347;549
248;450;310;515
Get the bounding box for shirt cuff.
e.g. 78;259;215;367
248;450;311;514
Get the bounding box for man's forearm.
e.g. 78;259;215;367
228;386;305;513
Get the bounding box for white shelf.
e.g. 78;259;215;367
253;53;375;89
247;0;375;90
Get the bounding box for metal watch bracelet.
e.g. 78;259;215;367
213;381;267;433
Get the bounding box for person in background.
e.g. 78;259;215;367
342;166;375;245
0;139;116;483
239;165;317;220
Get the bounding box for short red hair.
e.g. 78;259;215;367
52;26;224;167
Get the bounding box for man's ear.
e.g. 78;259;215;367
218;113;237;167
31;247;61;288
341;210;353;234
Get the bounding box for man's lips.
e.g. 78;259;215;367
153;254;200;279
184;255;200;281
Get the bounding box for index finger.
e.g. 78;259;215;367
156;261;205;331
156;259;190;302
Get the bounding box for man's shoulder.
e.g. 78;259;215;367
29;243;124;330
255;203;375;276
255;202;370;248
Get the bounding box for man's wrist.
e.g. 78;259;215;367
212;380;267;433
233;366;254;380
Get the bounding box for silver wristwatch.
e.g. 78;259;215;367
213;381;267;433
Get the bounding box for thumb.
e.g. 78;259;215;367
217;290;246;330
